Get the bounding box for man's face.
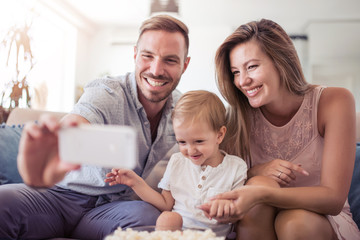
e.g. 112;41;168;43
134;30;190;104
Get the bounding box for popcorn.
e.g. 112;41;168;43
105;227;225;240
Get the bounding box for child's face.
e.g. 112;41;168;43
173;118;226;167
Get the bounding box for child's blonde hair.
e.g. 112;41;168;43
172;90;226;131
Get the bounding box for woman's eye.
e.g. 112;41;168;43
232;70;240;75
248;65;258;70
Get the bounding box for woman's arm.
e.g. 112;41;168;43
314;87;356;212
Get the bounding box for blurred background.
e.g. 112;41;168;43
0;0;359;119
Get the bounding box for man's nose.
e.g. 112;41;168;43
150;59;165;76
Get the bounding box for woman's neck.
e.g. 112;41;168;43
260;94;304;127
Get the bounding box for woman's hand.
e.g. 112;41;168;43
198;186;264;223
105;168;140;187
198;199;237;223
249;159;309;186
17;114;81;188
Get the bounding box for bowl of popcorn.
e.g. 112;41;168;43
104;226;225;240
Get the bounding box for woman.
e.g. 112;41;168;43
200;19;360;239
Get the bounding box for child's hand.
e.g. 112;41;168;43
104;168;139;187
104;168;120;185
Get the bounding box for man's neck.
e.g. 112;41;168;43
137;88;168;119
141;99;167;120
143;101;166;142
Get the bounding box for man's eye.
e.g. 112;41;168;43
166;59;178;64
142;54;152;59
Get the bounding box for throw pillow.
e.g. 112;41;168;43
349;142;360;229
0;123;23;184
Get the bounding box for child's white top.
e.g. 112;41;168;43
158;151;247;236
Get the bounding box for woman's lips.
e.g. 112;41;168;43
245;86;262;97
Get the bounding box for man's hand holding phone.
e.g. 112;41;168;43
58;124;137;169
17;114;81;188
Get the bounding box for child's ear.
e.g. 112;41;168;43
217;126;227;144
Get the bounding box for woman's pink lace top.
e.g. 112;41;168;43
249;86;323;187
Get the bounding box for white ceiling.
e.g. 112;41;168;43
61;0;360;34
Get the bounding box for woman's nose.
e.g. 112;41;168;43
238;71;251;87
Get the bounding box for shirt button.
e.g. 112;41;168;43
201;176;206;180
198;184;202;189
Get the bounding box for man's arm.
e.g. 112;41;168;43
17;113;88;187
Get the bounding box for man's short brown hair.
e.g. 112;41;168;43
137;15;189;56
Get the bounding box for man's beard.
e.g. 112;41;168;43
137;72;180;103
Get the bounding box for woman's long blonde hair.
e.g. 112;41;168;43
216;19;312;161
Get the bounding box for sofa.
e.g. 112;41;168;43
1;108;360;233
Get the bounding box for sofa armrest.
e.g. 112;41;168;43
6;107;67;125
356;112;360;142
349;143;360;229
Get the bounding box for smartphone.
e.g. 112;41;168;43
58;124;137;169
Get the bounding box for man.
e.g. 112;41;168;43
0;15;190;239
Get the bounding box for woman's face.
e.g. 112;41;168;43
229;39;282;109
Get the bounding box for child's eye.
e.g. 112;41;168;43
177;141;186;145
195;140;204;144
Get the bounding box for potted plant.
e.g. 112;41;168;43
0;22;34;123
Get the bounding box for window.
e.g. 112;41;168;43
0;0;77;112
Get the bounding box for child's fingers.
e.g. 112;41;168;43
230;200;236;216
216;203;224;217
222;202;230;217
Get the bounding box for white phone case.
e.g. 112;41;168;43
58;124;137;169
